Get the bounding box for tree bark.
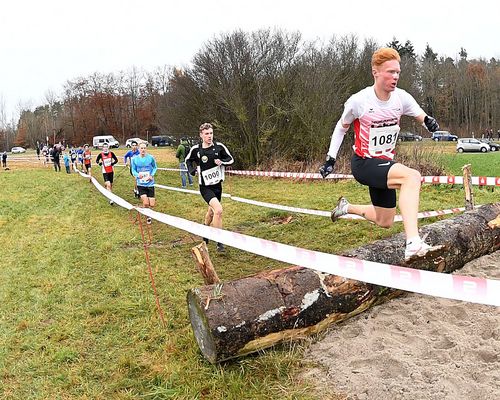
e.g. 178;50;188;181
187;203;500;363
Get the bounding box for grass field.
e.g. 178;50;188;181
1;144;499;399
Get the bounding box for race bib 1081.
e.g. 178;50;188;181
368;125;399;158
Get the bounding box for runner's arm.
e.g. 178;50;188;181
185;146;198;175
219;143;234;165
111;153;118;165
131;158;139;178
327;120;350;158
416;113;440;132
96;153;102;165
150;157;157;176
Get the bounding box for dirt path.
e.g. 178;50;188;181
303;251;500;400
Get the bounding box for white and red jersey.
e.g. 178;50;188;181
96;151;118;173
340;86;423;160
83;149;92;164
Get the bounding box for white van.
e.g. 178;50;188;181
92;135;119;149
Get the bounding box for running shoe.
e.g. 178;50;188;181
216;243;225;252
203;237;209;245
109;200;114;206
404;242;445;261
146;217;152;225
331;197;350;222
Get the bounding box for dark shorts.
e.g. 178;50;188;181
103;172;114;183
84;163;91;172
200;182;222;205
138;186;155;198
351;154;397;208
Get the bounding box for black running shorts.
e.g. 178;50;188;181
200;182;222;205
138;186;155;198
351;154;397;208
103;172;114;183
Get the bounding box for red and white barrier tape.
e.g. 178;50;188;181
78;170;500;307
224;169;500;186
226;169;353;180
421;175;500;186
154;183;473;222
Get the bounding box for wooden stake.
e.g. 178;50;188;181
191;242;221;285
462;164;474;211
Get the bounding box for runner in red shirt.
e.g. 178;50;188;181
96;143;119;205
82;144;92;180
319;48;443;261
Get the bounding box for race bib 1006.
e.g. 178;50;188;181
368;125;399;158
201;165;222;186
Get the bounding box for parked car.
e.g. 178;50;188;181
479;139;500;152
125;137;148;147
92;135;119;148
432;131;458;141
398;132;422;141
11;146;26;153
151;135;174;147
185;137;200;147
456;138;490;153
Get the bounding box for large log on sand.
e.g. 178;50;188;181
187;203;500;363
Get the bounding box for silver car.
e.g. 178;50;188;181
456;138;490;153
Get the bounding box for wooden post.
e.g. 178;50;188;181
462;163;474;211
191;242;221;285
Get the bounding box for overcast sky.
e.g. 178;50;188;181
1;0;499;121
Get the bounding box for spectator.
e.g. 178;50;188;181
63;152;71;173
176;138;194;188
52;145;61;172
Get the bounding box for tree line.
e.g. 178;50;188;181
3;29;499;167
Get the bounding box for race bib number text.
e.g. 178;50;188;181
368;125;399;158
202;165;222;185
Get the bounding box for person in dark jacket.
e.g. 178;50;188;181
185;123;234;252
176;138;193;188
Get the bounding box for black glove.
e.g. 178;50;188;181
319;156;336;178
424;115;439;133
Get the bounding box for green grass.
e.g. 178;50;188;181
440;151;500;176
398;140;500;176
1;148;499;399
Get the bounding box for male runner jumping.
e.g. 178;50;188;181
319;47;442;261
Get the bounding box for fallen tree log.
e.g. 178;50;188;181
187;203;500;363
